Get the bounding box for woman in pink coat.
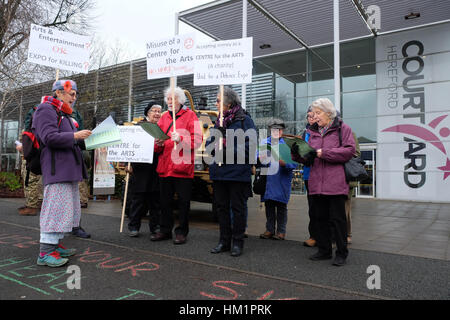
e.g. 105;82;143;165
292;98;355;266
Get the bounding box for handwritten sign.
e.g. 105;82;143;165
146;33;196;80
27;24;91;74
194;37;253;85
107;126;155;163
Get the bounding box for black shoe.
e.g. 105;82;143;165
230;245;243;257
128;230;139;237
332;256;347;266
211;243;231;254
150;232;172;241
72;227;91;239
309;252;332;261
173;234;187;245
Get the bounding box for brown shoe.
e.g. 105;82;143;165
259;231;273;239
18;207;38;216
303;238;316;247
273;233;286;240
150;232;172;241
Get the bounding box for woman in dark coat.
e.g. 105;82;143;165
127;102;162;237
32;79;92;267
207;87;256;257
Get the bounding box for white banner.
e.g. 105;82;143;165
146;33;196;79
194;37;253;85
107;126;155;163
27;24;91;74
376;23;450;202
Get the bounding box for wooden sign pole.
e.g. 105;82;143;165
119;162;131;233
218;85;224;166
170;76;177;150
55;69;60;81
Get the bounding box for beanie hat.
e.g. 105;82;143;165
52;79;78;93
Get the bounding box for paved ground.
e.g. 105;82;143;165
0;196;448;302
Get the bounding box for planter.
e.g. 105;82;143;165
0;188;25;198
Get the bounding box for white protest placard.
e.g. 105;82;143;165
194;37;253;85
107;126;155;163
146;33;196;80
27;24;91;74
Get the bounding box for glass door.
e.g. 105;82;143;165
355;145;376;198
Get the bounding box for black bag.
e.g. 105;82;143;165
344;157;368;182
338;122;368;182
252;170;267;195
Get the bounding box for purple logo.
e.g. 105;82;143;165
382;115;450;180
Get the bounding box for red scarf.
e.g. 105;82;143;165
41;96;73;115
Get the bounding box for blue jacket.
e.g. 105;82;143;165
260;137;297;204
303;131;311;180
207;112;256;182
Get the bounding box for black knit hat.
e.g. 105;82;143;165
144;101;161;117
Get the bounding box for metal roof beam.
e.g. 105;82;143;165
247;0;333;70
350;0;378;37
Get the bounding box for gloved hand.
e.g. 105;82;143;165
291;142;299;155
304;150;317;166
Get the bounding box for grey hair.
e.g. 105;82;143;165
311;98;336;120
222;87;241;107
164;86;187;105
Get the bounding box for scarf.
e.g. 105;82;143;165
318;122;332;136
41;96;73;115
215;104;245;129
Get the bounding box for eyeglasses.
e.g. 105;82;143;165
64;92;77;98
150;109;162;114
216;99;220;103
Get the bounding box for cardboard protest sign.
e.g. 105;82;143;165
107;126;155;163
146;33;196;80
27;24;91;74
194;37;253;85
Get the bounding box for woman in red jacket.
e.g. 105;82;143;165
150;86;202;245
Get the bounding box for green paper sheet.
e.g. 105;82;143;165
282;135;315;158
259;143;299;164
139;122;169;140
84;115;122;150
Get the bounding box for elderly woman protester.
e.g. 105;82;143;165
32;79;92;267
151;87;202;245
127;102;162;238
291;98;355;266
208;87;256;257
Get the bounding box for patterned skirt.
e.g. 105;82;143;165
40;182;81;233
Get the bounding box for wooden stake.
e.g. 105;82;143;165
218;85;224;166
170;77;177;150
119;162;131;233
55;69;60;81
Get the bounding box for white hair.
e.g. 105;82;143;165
164;86;187;105
311;98;336;120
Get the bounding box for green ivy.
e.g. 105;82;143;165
0;172;22;192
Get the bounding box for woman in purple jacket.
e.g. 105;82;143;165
292;98;355;266
32;80;92;267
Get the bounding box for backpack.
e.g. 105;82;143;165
22;105;62;185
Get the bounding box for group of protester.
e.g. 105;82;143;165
26;78;357;268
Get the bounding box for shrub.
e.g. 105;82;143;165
0;172;22;192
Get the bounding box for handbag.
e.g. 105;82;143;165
338;122;369;182
252;169;267;195
344;157;368;182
